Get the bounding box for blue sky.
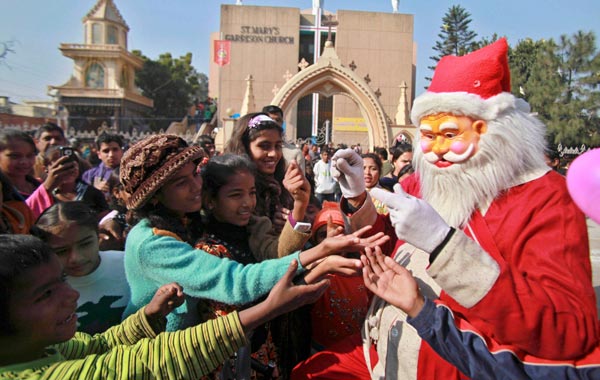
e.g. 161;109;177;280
1;0;599;103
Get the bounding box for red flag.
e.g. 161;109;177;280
214;40;231;66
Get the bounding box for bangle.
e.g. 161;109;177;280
429;227;456;264
288;213;297;227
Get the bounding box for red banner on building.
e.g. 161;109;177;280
214;40;231;66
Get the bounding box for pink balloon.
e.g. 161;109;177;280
566;148;600;224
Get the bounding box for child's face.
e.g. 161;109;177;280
211;170;256;227
7;254;79;351
249;129;283;175
47;224;100;277
0;139;35;178
156;162;203;217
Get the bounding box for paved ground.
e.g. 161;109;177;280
588;218;600;315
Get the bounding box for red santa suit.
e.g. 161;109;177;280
292;38;600;380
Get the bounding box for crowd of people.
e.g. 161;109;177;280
0;38;599;380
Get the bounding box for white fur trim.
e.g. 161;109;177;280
428;230;500;308
411;92;530;124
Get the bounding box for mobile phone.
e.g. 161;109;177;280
59;146;75;162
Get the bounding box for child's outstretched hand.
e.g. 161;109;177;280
321;225;389;255
283;160;310;205
326;215;344;238
267;260;329;316
145;283;185;322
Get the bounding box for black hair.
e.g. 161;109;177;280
374;146;388;160
196;134;215;146
33;201;99;241
0;235;53;334
398;163;414;178
201;153;257;202
0;129;37;153
389;143;413;162
545;146;560;161
34;122;65;140
362;152;383;173
196;135;215;156
96;133;124;150
0;171;17;202
261;105;283;117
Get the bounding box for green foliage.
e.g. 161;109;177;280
427;5;478;81
509;32;600;147
133;50;208;131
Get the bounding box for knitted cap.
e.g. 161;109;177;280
411;38;530;124
120;134;205;210
312;201;345;235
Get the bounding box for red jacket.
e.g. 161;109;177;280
399;170;599;378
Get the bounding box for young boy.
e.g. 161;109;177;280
0;234;329;379
313;148;337;203
81;133;124;194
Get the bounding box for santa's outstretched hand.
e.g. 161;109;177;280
370;184;451;254
331;148;365;198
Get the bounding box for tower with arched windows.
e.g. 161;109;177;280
51;0;152;133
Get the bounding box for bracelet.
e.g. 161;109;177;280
288;212;297;227
429;227;456;264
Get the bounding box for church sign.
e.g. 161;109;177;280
224;26;294;44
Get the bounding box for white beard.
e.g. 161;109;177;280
414;110;549;228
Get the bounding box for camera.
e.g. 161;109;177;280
59;146;75;162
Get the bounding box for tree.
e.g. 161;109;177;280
427;5;478;83
0;40;17;65
510;32;600;147
133;51;208;131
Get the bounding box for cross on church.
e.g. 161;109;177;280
322;14;338;42
298;1;337;136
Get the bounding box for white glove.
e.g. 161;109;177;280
331;148;365;198
370;184;451;254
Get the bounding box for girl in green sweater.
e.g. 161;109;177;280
119;135;387;332
0;234;331;380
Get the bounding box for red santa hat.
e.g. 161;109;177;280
411;38;530;124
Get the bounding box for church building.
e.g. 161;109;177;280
209;0;416;148
50;0;152;133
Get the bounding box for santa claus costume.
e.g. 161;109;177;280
292;38;600;380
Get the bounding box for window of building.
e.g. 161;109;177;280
91;23;102;44
107;25;118;44
86;63;105;88
120;66;129;89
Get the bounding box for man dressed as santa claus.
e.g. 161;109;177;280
292;38;600;379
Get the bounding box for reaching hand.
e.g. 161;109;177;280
331;148;365;198
361;246;424;318
326;215;344;238
43;155;78;191
98;218;126;251
321;225;390;255
283;160;310;205
145;282;185;321
369;184;451;253
266;260;330;316
283;160;311;223
303;255;363;284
